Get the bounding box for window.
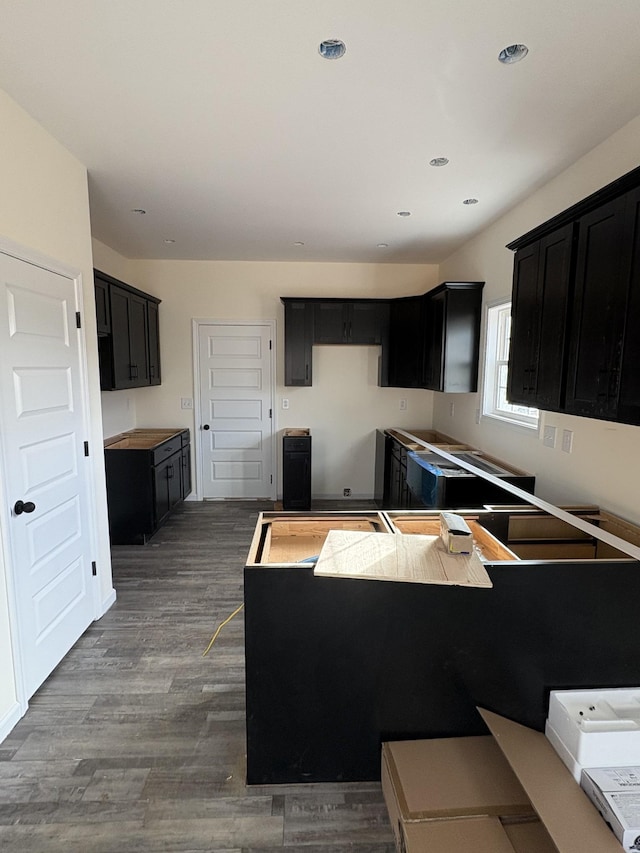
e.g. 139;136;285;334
482;301;539;429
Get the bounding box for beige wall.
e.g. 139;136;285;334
435;114;640;525
0;89;114;728
97;257;439;496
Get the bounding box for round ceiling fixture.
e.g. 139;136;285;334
319;39;346;60
498;44;529;64
463;198;479;205
164;239;175;244
429;157;449;167
293;241;305;246
131;208;146;215
376;243;389;249
397;211;411;217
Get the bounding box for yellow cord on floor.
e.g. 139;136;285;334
202;602;244;657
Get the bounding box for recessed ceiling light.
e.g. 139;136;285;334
463;198;479;205
397;211;411;217
293;241;305;246
498;44;529;64
377;243;389;249
164;239;175;244
319;39;346;60
429;157;449;167
131;208;146;215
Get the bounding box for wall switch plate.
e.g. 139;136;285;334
282;398;289;410
543;425;557;448
449;402;455;417
181;397;193;410
399;398;407;411
475;408;481;424
343;488;351;497
562;429;574;453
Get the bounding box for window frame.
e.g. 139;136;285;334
482;300;539;431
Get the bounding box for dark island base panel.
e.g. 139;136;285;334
244;560;640;784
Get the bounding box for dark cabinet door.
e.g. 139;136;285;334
153;452;182;526
422;291;445;391
564;196;630;419
385;296;426;388
128;292;150;386
110;284;135;388
284;300;313;386
147;300;161;386
314;302;347;343
508;225;574;410
349;301;389;345
282;436;311;510
94;277;111;335
616;186;640;425
181;444;192;499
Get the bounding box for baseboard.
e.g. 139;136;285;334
0;699;25;746
99;587;117;617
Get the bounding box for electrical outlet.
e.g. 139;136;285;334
543;425;557;448
562;429;574;453
282;398;289;410
181;397;193;410
399;398;407;411
343;488;351;497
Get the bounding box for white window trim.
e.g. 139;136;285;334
482;300;540;432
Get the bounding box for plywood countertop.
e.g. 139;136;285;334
104;428;185;450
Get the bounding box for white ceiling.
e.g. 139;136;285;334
1;1;640;264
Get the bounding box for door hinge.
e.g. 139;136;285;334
91;561;97;577
269;408;273;418
84;441;89;456
270;474;273;484
269;339;272;350
76;311;82;329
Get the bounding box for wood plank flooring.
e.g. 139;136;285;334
0;500;395;852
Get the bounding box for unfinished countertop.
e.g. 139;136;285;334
104;428;186;450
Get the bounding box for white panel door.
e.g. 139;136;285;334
198;323;274;499
0;251;95;699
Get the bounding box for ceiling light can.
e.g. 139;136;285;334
463;198;479;205
131;208;146;215
319;39;346;60
498;44;529;64
429;157;449;167
397;211;411;217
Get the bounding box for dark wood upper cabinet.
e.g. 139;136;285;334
95;270;161;391
383;283;483;392
423;283;483;393
507;164;640;426
314;301;389;345
508;224;574;411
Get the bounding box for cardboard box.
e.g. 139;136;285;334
503;819;558;853
581;766;640;850
439;511;473;554
381;737;535;852
400;816;517;853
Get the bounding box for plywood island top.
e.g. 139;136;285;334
314;530;493;588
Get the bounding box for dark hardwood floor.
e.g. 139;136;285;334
0;500;394;852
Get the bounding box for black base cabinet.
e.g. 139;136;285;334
105;430;190;545
245;555;640;784
282;434;311;510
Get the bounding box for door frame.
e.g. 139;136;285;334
0;235;103;718
192;318;277;502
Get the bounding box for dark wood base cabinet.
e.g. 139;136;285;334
105;429;191;545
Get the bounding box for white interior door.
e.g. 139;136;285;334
198;322;275;499
0;251;95;699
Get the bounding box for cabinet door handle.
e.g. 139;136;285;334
343;321;347;339
305;364;309;381
130;363;138;379
167;464;174;479
149;365;155;378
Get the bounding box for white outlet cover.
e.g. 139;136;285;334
543;425;556;448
